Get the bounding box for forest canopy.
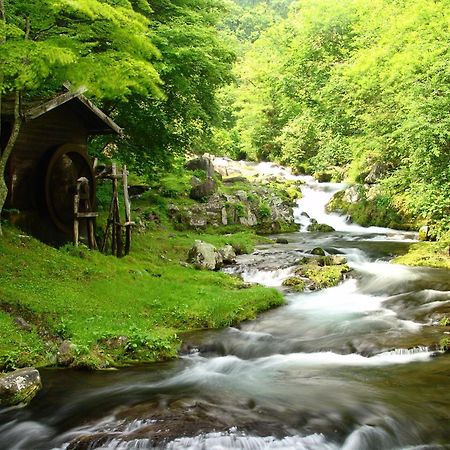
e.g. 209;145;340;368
219;0;450;236
1;0;449;236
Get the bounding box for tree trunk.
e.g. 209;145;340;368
0;91;22;236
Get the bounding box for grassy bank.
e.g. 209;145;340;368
393;240;450;269
0;225;283;371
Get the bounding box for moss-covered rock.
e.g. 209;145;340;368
393;241;450;269
295;264;350;290
0;368;42;406
307;222;336;232
282;277;306;292
309;247;326;256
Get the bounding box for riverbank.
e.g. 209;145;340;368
393;240;450;269
0;225;283;371
0;157;302;372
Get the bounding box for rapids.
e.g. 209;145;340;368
1;176;449;450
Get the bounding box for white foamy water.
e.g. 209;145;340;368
239;267;295;287
294;180;416;238
166;431;337;450
288;278;386;314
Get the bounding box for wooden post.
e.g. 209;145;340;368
111;164;119;256
73;186;80;247
122;165;132;255
74;177;98;249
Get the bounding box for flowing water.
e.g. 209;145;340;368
1;177;450;450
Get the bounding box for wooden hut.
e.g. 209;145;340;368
0;87;121;244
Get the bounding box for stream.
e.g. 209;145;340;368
1;176;450;450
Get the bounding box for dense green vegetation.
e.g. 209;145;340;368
0;224;282;370
1;0;449;371
219;0;450;238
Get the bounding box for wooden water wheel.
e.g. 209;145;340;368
44;144;96;235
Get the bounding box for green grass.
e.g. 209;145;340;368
0;226;283;370
0;312;47;371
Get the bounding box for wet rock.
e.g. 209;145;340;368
190;177;217;201
343;185;361;204
223;176;247;184
185;156;215;178
307;222;335;232
219;245;237;264
309;247;326;256
57;340;77;366
276;238;289;244
315;172;332;183
0;368;42;406
295;264;350;290
329;255;348;265
282;277;306;291
299;255;347;267
187;240;223;270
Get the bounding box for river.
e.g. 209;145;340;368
1;177;450;450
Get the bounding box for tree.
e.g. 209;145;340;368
98;0;236;179
0;0;162;234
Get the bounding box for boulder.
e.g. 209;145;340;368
364;162;389;184
282;277;306;292
221;208;228;226
307;222;335;232
239;211;258;227
0;368;42;406
315;172;332;183
189;177;217;201
185;156;215;178
329;255;348;266
57;341;76;367
235;190;248;202
299;255;347;267
343;185;361;204
223;176;247;184
309;247;326;256
418;225;430;242
219;245;237;264
187;240;223;270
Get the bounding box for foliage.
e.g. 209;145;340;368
94;0;236;180
222;0;450;237
0;0;162;99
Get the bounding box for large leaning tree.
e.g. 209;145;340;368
0;0;162;235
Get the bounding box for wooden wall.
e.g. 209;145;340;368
4;103;90;243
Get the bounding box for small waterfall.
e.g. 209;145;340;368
165;431;337;450
294;179;416;238
238;267;296;287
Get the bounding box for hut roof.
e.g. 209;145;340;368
2;86;122;136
